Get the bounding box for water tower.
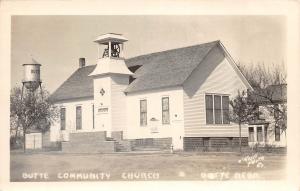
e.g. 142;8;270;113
21;58;42;100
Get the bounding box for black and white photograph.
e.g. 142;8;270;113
0;1;300;191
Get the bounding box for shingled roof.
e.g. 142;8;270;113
50;65;96;102
251;84;287;104
124;41;219;92
50;40;220;102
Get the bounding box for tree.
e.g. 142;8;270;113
237;62;286;88
229;90;260;153
10;86;59;152
237;62;287;134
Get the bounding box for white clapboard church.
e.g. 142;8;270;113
49;33;255;153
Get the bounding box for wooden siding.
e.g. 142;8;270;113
183;45;248;137
183;137;249;151
111;75;129;131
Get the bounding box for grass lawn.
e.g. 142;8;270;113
10;151;286;181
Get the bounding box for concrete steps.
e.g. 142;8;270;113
62;131;133;153
62;141;116;153
61;131;172;153
62;131;116;153
115;141;131;152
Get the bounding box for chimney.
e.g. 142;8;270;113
79;57;85;68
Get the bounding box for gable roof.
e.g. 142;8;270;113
50;65;96;102
124;41;219;93
50;40;251;102
251;84;287;104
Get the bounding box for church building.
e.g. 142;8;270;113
49;33;253;152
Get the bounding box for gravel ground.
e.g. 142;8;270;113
10;151;286;181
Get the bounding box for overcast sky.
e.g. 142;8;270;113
11;15;286;93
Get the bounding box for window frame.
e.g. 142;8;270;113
60;107;66;130
222;96;230;124
256;126;263;143
162;96;170;125
248;126;254;142
214;95;222;124
140;99;147;126
76;105;82;130
205;94;230;125
205;95;214;124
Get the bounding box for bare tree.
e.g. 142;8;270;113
237;62;286;88
10;86;59;152
230;90;260;152
237;62;287;138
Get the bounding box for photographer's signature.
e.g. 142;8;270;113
238;153;265;168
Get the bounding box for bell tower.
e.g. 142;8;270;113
89;33;133;137
90;33;133;76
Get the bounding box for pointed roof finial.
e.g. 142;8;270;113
31;58;39;65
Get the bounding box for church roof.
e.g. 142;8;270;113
50;40;226;102
50;65;96;102
124;41;219;93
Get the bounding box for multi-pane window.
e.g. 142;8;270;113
248;127;254;142
275;125;280;141
60;108;66;130
257;126;263;142
140;100;147;126
162;97;170;124
205;94;230;124
76;106;82;130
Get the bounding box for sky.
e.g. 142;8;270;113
11;15;286;93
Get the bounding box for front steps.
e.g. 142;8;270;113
61;131;172;153
62;132;119;153
61;131;132;153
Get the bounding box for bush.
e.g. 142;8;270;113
10;136;23;150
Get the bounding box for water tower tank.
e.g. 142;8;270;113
22;59;41;91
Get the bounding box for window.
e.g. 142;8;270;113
214;95;222;124
248;127;254;142
257;126;263;142
60;108;66;130
140;100;147;126
76;106;82;130
275;125;280;141
162;97;170;124
205;94;230;124
222;96;230;124
205;95;214;124
264;126;268;142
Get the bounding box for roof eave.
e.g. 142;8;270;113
125;84;182;94
50;95;94;103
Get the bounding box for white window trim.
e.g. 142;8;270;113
162;96;170;125
75;105;82;130
60;107;66;131
139;99;147;127
205;93;230;125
